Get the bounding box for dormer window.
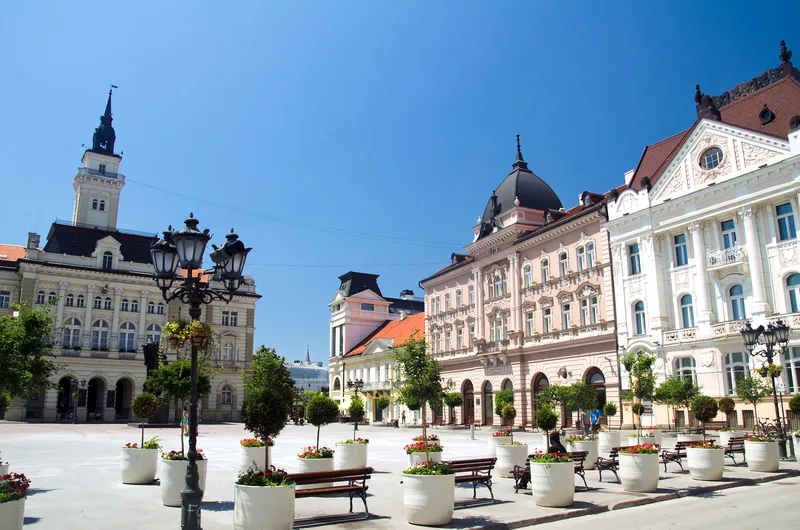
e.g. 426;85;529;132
98;164;106;174
102;251;113;270
99;200;106;211
361;303;375;311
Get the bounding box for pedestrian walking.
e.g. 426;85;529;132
401;410;406;425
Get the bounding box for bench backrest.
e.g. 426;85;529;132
727;437;746;450
288;467;373;486
568;451;588;466
450;457;496;474
608;447;619;459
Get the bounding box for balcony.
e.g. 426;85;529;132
663;327;698;344
706;246;746;270
77;166;124;181
712;320;748;338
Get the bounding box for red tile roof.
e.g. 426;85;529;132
344;312;425;357
629;75;800;189
0;244;26;262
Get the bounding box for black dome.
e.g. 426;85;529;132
479;141;562;236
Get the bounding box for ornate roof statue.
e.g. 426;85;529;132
92;86;117;154
779;40;792;64
694;84;721;121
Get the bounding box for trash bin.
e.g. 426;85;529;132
393;420;399;428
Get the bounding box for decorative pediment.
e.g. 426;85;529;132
540;250;549;261
349;289;385;302
578;232;590;246
363;339;393;356
555;291;573;304
540;296;554;309
615;190;641;216
740;141;781;169
522;301;536;311
576;282;599;298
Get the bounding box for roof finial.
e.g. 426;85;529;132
512;133;529;170
779;40;792;63
694;84;703;105
306;345;310;364
91;86;118;154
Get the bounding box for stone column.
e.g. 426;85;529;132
639;236;669;332
472;268;485;339
138;290;148;344
739;206;770;316
688;222;714;325
111;287;123;350
55;281;68;330
508;253;521;332
83;285;95;348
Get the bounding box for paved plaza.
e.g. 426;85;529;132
1;422;798;529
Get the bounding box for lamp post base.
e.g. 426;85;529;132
180;487;204;530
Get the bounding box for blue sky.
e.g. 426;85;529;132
1;1;797;363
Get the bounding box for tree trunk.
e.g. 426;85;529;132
316;425;321;450
265;442;270;470
422;405;429;463
141;423;145;447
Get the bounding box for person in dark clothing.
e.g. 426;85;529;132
548;431;567;454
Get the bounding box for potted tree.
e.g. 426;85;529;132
0;473;30;530
621;352;656;445
375;396;391;423
336;393;368;469
717;397;738;446
238;438;274;475
488;429;513;456
298;393;339;486
598;402;619;457
394;333;454;526
160;449;208;507
236;346;297;530
735;376;771;432
121;392;160;484
405;441;444;466
686;396;724;480
529;452;574;507
501;404;517;428
443;392;462;424
566;434;598;470
536;403;559;448
495;389;515;426
745;435;779;472
618;444;660;492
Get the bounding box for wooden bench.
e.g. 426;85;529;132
702;421;728;431
661;441;688;472
512;451;588;493
725;437;746;465
596;447;620;483
288;467;373;515
450;457;496;501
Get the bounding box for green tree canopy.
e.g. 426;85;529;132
735;376;771;421
375;396;391;411
0;303;59;400
654;376;701;429
717;397;736;428
443;392;463;409
565;381;598;413
602;402;617;418
691;395;719;439
143;357;212;402
536;403;558;434
494;389;514;416
348;394;365;439
306;393;339;449
789;394;800;416
131;392;160;447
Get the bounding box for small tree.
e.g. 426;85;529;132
654;377;682;430
501;404;517;426
393;332;443;464
348;395;365;439
691;395;719;440
565;381;598;430
536;403;558;440
495;389;514;425
631;402;646;429
735;376;771;424
241;346;295;469
718;397;736;429
443;392;463;424
0;303;59;400
375;396;391;415
131;392;159;447
789;394;800;416
602;402;617;428
622;352;656;443
306;393;339;450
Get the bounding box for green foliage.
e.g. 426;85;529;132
305;393;340;449
237;465;294;487
718;397;736;416
443;392;463;409
0;302;59;400
530;452;572;463
0;391;10;416
536;403;558;432
631;402;646;416
756;364;783;379
494;389;515;416
375;396;391;410
691;395;719;423
654;376;701;429
403;461;454;475
620;389;633;401
621;352;657;402
537;384;570;408
132;392;160;448
602;402;617;417
241;346;296;469
735;376;771;417
143;357;212;402
501;404;517;422
141;436;160;450
565;381;598;412
789;394;800;415
348;395;365;421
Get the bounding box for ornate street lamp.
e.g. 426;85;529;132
740;320;791;459
150;214;250;530
70;378;79;424
347;379;365;430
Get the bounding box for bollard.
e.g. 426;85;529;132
470;423;475;440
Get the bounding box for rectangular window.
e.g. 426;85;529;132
580;299;590;326
561;303;572;329
361;303;374;311
338;326;344;356
577;248;586;271
469;325;475;348
0;290;9;308
222;311;230;326
444;293;451;311
524;266;532;287
721;219;737;249
230;311;238;326
468;286;474;306
590;297;600;324
444;330;451;351
559;254;569;276
543;308;552;333
777;203;797;241
384;364;389;381
456;327;463;350
674;234;689;266
542;261;550;282
98;164;106;174
525;311;535;336
628;244;641;275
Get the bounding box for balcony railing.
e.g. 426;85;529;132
77;167;124;181
712;320;747;337
663;327;698;344
707;246;746;269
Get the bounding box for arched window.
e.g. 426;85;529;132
444;292;451;311
92;320;109;349
577;247;586;271
468;285;475;305
455;289;462;307
502;379;513;391
673;357;697;384
65;294;74;307
119;322;136;352
131;299;138;312
222;342;234;361
48;291;57;303
531;373;549;423
94;296;102;309
680;294;695;328
482;381;494;425
99;200;106;211
92;199;98;210
103;297;112;310
523;264;532;287
36;291;45;304
787;274;800;313
146;324;161;344
221;385;233;405
62;318;81;349
157;302;165;315
121;299;129;312
729;284;745;320
784;347;800;393
147;301;155;314
586;243;596;268
102;251;113;270
559;252;569;276
541;259;550;282
585;368;607;410
492;272;503;298
633;301;646;335
723;353;748;395
333;378;341;391
77;295;85;308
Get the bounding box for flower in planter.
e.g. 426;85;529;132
500;441;524;446
619;444;660;455
642;427;659;431
687;441;721;449
124;436;160;450
161;449;206;461
240;437;274;448
411;434;439;442
718;428;737;432
403;461;454;475
491;429;512;437
236;465;294;487
529;451;571;464
337;438;369;445
565;434;597;443
746;435;773;443
297;446;334;459
628;432;655;437
0;473;30;503
404;442;444;454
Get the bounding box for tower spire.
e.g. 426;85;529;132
512;133;529;170
306;345;310;364
92;86;118;154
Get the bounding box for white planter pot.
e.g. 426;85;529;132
0;463;8;476
295;457;334;489
567;439;598;470
335;443;368;470
686;447;724;481
238;446;271;475
719;432;739;447
794;436;800;464
745;441;779;472
530;462;574;507
160;458;208;506
233;483;295;530
120;448;158;484
488;436;512;456
402;473;455;525
619;453;659;492
0;498;25;530
598;431;620;457
408;450;442;467
677;434;704;444
642;430;662;447
495;444;528;478
628;434;658;448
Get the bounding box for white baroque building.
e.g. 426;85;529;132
606;43;800;428
1;90;260;422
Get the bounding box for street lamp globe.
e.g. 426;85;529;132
774;320;790;347
150;232;179;281
762;324;778;347
740;323;760;352
172;214;211;269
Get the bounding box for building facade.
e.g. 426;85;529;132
606;42;800;428
287;350;329;393
1;90;259;422
327;272;424;423
421;140;620;428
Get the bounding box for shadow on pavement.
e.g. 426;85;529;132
294;513;388;528
202;501;234;512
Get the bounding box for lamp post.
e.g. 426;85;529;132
70;378;78;424
347;379;364;429
740;320;790;459
150;214;250;530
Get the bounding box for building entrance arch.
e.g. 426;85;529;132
462;379;474;425
115;378;134;420
482;381;494;426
